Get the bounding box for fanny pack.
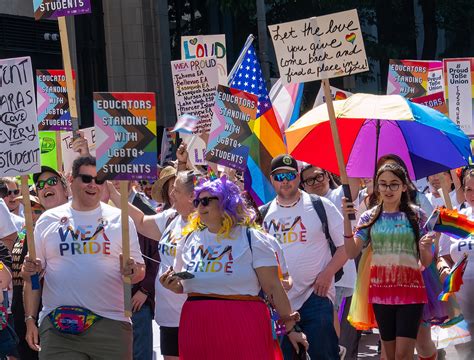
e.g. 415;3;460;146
48;306;102;335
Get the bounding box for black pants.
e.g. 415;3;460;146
372;303;424;341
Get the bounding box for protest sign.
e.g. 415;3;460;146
428;61;444;94
181;133;208;166
0;56;40;176
313;84;352;108
411;92;448;116
387;60;429;98
268;9;368;84
206;85;257;171
37;69;75;131
33;0;91;20
60;126;96;174
181;35;227;84
39;131;59;170
94;93;157;180
444;58;474;135
171;57;218;134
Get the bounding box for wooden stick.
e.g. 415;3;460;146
55;132;63;172
120;181;132;317
58;16;79;135
20;176;40;289
322;79;355;220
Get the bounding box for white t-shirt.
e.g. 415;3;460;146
174;226;278;296
323;187;357;291
154;215;187;327
439;206;474;326
426;190;458;209
34;202;144;324
153;208;176;235
11;213;24;232
0;199;17;238
262;192;344;310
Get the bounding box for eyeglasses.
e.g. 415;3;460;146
377;183;401;192
193;196;219;208
272;172;298;182
36;176;59;190
139;180;155;186
6;189;20;196
302;173;325;186
77;174;106;185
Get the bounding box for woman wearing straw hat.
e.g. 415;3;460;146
152;166;177;212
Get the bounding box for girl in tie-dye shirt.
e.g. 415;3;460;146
342;163;434;360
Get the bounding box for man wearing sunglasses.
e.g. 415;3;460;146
260;154;347;360
0;177;23;217
23;156;145;359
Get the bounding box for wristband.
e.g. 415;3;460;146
277;311;301;325
25;315;37;323
139;287;150;296
286;324;303;335
343;234;354;239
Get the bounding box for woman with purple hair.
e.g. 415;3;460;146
160;176;308;359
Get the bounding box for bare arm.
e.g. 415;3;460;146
256;266;308;351
314;245;347;297
107;182;162;240
23;271;41;351
1;232;17;253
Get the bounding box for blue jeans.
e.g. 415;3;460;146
132;304;153;360
281;293;339;360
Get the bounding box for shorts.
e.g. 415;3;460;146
334;286;353;312
160;326;179;356
372;303;424;341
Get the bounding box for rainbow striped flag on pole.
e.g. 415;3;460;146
228;36;286;205
438;253;468;301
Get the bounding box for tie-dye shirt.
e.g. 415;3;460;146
355;210;427;305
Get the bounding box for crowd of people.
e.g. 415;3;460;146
0;136;472;360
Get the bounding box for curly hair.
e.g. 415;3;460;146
183;176;257;239
358;163;421;257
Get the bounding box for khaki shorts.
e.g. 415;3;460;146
39;316;132;360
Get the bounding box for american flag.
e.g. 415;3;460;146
229;43;286;205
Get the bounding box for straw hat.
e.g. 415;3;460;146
151;166;177;203
14;194;41;206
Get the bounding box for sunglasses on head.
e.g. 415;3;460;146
36;176;59;190
193;196;219;208
6;189;20;196
77;174;105;185
272;172;297;182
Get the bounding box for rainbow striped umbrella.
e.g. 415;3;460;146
285;93;472;180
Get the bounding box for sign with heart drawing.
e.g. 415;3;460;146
268;9;369;84
0;56;41;176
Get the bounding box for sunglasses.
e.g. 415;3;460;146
77;174;106;185
272;172;298;182
36;176;59;190
193;196;219;208
6;189;20;196
139;180;155;186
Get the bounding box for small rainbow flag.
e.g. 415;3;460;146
426;208;474;239
438;253;468;301
207;167;218;181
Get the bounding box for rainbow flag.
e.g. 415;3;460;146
269;79;304;134
229;39;286;205
426;208;474;239
438;253;468;301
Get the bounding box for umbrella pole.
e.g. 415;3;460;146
322;79;355;220
374;119;381;178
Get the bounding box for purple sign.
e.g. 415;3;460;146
34;0;91;20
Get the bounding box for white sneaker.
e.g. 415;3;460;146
339;345;347;360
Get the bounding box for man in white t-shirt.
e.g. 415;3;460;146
300;164;361;360
23;156;145;360
261;154;347;360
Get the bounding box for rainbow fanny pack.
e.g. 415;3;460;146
48;306;102;335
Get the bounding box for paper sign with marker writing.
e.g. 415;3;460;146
444;58;474;135
36;69;75;131
313;85;352;108
268;9;368;84
206;85;257;171
61;127;96;174
171;57;218;134
181;35;227;84
33;0;91;20
0;56;40;176
94;93;157;181
427;61;444;94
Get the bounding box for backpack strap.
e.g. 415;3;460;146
309;194;333;246
258;200;274;221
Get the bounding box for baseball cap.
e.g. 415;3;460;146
270;154;298;174
33;166;63;185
